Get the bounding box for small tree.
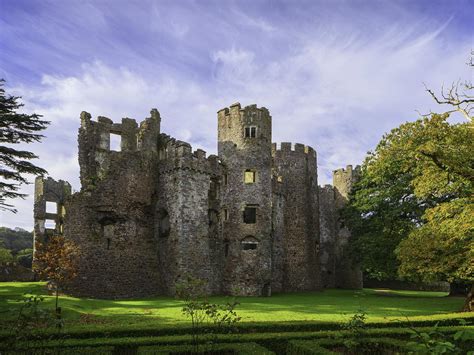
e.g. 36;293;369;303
0;79;49;213
33;235;79;316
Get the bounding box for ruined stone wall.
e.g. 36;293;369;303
34;102;362;299
318;185;336;288
64;110;164;298
218;103;273;296
272;143;321;292
156;135;223;295
33;177;71;255
333;165;363;289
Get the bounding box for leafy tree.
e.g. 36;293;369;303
345;113;473;310
0;246;14;265
0;79;49;213
0;227;33;253
345;52;473;310
342;117;444;280
33;235;80;315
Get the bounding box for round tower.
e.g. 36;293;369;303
217;103;273;296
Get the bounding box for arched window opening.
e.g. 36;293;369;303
241;236;259;251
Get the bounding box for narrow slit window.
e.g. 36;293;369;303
110;133;121;151
224;240;229;257
244;170;256;183
243;206;257;224
250;126;256;137
223;209;229;221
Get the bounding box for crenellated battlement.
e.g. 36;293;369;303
272;142;316;158
80;109;161;153
217;102;270;120
157;133;222;176
333;165;360;176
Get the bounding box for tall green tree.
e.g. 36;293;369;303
0;79;49;213
345;53;473;310
345;113;473;310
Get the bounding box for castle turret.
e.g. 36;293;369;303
272;143;321;292
218;103;273;296
333;165;363;289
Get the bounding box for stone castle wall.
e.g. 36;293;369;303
272;143;321;291
333;165;363;289
218;103;273;296
33;103;360;299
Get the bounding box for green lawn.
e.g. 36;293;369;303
0;281;466;331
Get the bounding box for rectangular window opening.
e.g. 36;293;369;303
242;242;258;250
224;209;229;221
244;170;256;183
243;207;257;224
44;219;56;229
45;201;57;214
244;126;257;138
110;133;121;151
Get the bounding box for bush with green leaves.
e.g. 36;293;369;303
175;275;241;352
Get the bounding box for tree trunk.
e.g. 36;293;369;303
462;284;473;312
56;285;59;313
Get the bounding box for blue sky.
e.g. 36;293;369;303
1;0;473;229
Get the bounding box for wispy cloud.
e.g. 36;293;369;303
1;0;472;229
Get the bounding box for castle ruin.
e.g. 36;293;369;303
33;103;361;298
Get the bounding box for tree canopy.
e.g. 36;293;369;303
0;79;49;213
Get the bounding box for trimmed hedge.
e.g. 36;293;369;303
4;325;472;351
1;313;473;342
287;337;413;354
136;342;274;354
3;343;273;355
287;334;474;355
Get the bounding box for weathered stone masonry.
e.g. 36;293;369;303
34;103;361;298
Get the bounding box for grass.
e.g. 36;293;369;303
0;281;467;332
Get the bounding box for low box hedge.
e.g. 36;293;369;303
1;313;472;342
3;325;472;352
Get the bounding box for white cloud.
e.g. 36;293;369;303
2;12;471;230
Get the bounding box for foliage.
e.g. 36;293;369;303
343;113;473;295
0;79;49;213
0;247;14;265
405;320;474;354
175;275;241;352
5;294;56;351
340;309;367;349
0;227;33;254
397;199;473;284
33;236;80;315
16;248;33;268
